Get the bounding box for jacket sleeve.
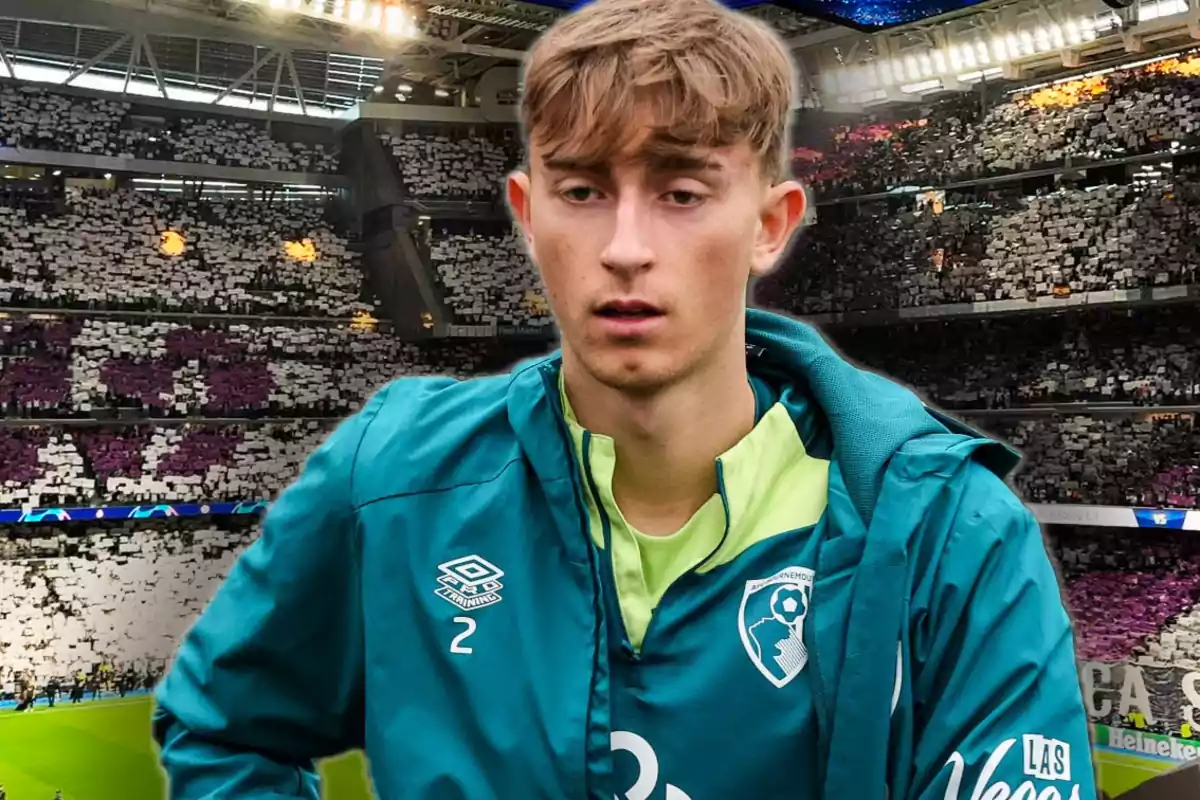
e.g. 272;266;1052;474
905;467;1096;800
152;388;388;799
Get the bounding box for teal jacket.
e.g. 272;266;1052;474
154;309;1095;800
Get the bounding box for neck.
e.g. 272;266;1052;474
563;343;756;536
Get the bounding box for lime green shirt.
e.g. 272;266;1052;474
560;374;830;650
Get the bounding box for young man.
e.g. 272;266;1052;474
153;1;1096;798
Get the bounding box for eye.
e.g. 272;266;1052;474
560;185;601;203
665;189;704;207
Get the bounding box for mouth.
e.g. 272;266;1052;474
594;300;665;319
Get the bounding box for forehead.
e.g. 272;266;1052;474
532;129;756;176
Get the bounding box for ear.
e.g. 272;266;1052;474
507;169;534;251
751;179;807;278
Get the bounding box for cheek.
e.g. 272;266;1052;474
528;228;580;307
689;221;755;292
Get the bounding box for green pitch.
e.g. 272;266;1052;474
0;697;374;799
1095;746;1176;797
0;696;1181;799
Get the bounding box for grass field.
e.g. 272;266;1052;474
0;696;1180;798
1093;746;1177;797
0;697;373;799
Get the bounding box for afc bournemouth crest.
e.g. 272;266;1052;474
435;555;505;611
738;565;815;688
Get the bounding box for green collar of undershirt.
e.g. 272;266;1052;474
558;371;830;651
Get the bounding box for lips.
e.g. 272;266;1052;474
594;299;665;318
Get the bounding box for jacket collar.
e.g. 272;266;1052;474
505;310;1019;526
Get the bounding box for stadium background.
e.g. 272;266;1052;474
1;0;1200;797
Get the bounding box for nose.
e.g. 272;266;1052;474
600;194;654;275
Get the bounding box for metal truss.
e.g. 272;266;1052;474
0;15;387;113
0;0;536;114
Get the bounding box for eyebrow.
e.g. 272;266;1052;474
541;151;725;176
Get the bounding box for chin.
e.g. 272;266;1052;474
581;350;681;394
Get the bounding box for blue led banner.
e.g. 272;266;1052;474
1133;508;1190;529
0;500;269;525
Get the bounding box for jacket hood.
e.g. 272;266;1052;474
744;308;1020;525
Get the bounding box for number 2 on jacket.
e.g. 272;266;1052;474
450;617;476;654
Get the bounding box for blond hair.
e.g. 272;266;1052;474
520;0;796;182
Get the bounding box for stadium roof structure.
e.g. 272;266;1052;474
0;0;838;118
3;0;1195;117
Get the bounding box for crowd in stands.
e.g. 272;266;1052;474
0;85;338;173
0;190;370;316
0;421;330;508
430;220;552;328
992;415;1200;508
5;514;1200;727
0;518;256;688
1;317;539;419
758;167;1200;316
11;65;1200;734
794;53;1200;197
381;130;520;201
1053;526;1200;666
833;307;1200;410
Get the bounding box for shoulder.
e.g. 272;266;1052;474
909;456;1051;614
342;370;530;507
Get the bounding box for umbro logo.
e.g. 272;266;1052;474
435;555;505;611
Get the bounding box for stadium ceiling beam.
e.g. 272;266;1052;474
266;51;286;117
10;0;525;63
0;35;14;79
786;24;856;52
285;51;308;117
139;33;168;99
121;31;141;96
453;24;487;43
62;31;131;86
212;47;281;106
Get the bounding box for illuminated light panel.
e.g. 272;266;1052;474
285;238;318;262
160;230;186;257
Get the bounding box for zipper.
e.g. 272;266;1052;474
539;365;608;799
581;430;639;661
630;458;734;652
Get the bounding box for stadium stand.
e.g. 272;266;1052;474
430;219;552;328
380;129;521;200
7;33;1200;800
1;317;537;418
0;189;368;316
758;169;1200;315
0;422;329;508
992;416;1200;508
0;518;258;686
793;54;1200;198
0;85;338;172
1053;526;1200;665
832;307;1200;410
